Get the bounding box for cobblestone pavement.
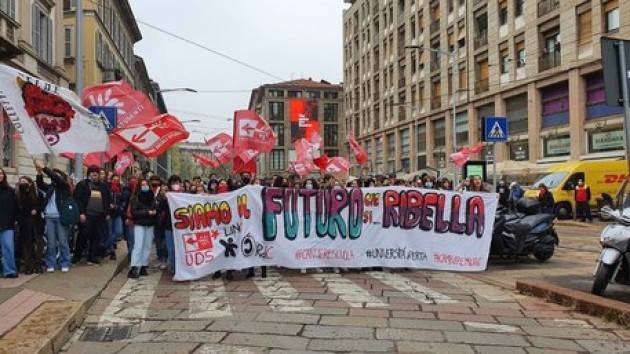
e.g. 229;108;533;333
61;263;630;354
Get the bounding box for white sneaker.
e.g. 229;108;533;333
46;268;54;273
61;267;69;273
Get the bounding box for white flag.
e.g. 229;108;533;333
0;64;108;155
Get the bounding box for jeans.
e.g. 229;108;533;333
105;216;123;253
164;230;175;273
131;225;154;267
0;229;16;276
44;218;70;269
126;224;135;257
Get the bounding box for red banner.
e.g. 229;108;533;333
205;133;233;164
289;98;319;143
233;156;257;175
192;153;220;168
325;157;351;174
114;151;134;175
82;81;160;129
294;138;319;162
348;133;368;165
292;160;317;177
115;114;189;158
233;110;275;163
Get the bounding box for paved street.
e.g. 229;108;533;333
60;222;630;354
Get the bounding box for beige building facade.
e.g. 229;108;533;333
248;79;345;177
343;0;629;180
0;0;71;183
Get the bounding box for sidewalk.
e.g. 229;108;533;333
0;246;128;354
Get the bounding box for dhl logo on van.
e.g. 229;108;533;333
602;174;628;184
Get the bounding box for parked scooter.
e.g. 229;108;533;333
491;198;558;261
591;205;630;295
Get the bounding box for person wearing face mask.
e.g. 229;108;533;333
129;179;157;278
575;179;592;223
0;168;18;278
157;175;181;274
35;160;72;273
16;176;44;275
122;177;137;259
105;174;124;261
73;165;111;265
216;180;230;194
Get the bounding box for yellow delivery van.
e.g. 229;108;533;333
524;159;628;218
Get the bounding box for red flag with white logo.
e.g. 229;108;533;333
347;133;368;165
192;153;220;168
114;151;134;175
294;138;320;162
115;114;189;158
233;110;276;163
313;154;330;171
233;156;257;174
292;160;317;177
325;157;351;174
205;133;233;164
82;81;160;129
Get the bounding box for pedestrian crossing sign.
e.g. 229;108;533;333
483;116;509;142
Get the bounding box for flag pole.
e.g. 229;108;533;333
74;0;84;180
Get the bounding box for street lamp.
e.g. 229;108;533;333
405;45;459;186
158;87;198;93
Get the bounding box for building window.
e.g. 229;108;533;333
271;124;284;147
400;128;410;173
500;48;510;74
506;94;529;134
268;89;284;98
32;3;53;64
515;0;524;17
577;7;592;45
455;112;468;147
306;91;320;99
541;82;569;128
516;41;526;67
499;1;508;26
324;124;339;147
1;111;13;168
270;150;285;171
387;133;395;170
543;134;571;158
433;119;446;149
416;123;426;153
588;128;624;154
604;0;619;32
509;141;529;161
324;91;339;99
0;0;15;18
324;103;339;122
288;91;302;98
64;27;73;58
417;155;427;170
325;149;339;157
268;102;284;121
585;71;623;120
375;137;383;173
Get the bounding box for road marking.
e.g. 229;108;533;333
464;321;519;333
98;272;161;326
189;279;232;319
312;273;388;308
432;273;515;302
253;269;313;312
367;271;458;304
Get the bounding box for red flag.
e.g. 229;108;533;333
347;133;368;165
294;138;320;161
313;154;330;170
308;131;323;147
82;81;160;129
233;156;257;174
292;160;317;177
325;157;351;174
233;110;276;163
192;153;219;168
205;133;233;164
114;151;134;175
62;134;129;166
450;142;485;167
115;114;189;158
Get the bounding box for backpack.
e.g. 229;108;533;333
59;197;80;226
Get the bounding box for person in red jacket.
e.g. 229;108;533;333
575;179;592;222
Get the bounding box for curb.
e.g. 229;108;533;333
516;278;630;327
0;255;129;354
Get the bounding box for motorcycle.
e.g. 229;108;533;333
591;205;630;295
491;198;559;262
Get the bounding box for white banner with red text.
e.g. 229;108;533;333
167;186;498;281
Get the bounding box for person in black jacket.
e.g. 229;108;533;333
16;176;44;274
129;179;157;278
159;175;181;274
0;168;18;278
73;165;111;264
35;160;72;272
538;183;555;214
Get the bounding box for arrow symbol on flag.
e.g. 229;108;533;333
131;128;150;144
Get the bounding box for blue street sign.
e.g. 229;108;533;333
483;116;509;142
89;106;118;132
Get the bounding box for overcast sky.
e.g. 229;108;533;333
130;0;348;142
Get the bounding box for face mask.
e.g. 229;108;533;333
305;183;313;189
171;184;181;192
425;182;434;188
333;185;342;190
141;186;150;192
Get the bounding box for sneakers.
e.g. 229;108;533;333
46;267;55;273
5;273;17;279
128;267;139;279
61;267;69;273
139;267;148;276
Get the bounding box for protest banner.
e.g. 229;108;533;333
167;186;498;281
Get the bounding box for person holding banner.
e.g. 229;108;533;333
16;176;44;275
0;168;18;278
158;175;182;274
128;179;157;279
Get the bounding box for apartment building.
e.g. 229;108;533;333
0;0;70;183
343;0;628;179
248;79;345;177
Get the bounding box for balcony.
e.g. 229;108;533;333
475;78;489;94
431;97;441;110
538;0;560;17
398;108;407;121
430;20;440;34
0;11;22;60
474;30;488;49
539;47;561;71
